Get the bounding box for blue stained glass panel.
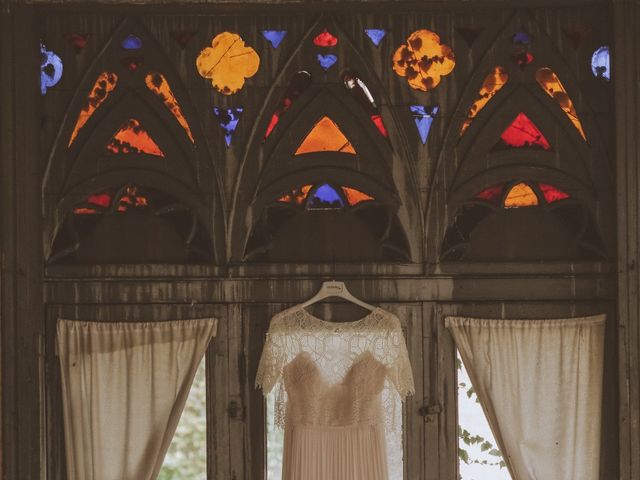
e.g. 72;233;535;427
307;184;344;210
364;29;387;47
262;30;287;49
316;54;337;71
410;105;439;144
40;42;63;96
213;107;244;147
591;46;610;81
513;31;532;44
121;34;143;50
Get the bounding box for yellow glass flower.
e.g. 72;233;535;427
392;29;455;92
196;32;260;95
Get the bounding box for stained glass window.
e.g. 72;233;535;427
121;34;142;50
316;54;338;71
364;29;387;47
503;183;539;208
121;57;143;72
392;29;455;92
591;46;610;81
262;30;287;49
66;33;89;52
460;67;508;135
475;184;504;204
535;68;586;141
106;119;164;157
265;71;312;139
410;105;439;144
295;116;356;155
145;72;194;143
212;107;243;147
279;184;373;208
341;186;374;206
74;186;149;215
68;72;118;147
196;32;260;95
497;113;550;150
306;184;345;210
40;41;63;95
539;183;570;204
343;72;388;137
313;29;338;47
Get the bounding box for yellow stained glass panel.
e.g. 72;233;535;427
145;73;194;143
504;182;539;208
460;66;509;135
535;67;586;141
295;117;356;155
68;72;118;146
196;32;260;95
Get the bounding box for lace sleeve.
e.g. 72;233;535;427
255;323;286;395
385;316;415;400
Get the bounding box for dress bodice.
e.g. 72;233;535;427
284;350;388;427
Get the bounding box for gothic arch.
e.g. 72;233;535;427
426;10;614;261
229;15;422;262
43;17;224;263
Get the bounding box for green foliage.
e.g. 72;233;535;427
158;360;207;480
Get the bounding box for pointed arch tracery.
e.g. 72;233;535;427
427;11;612;263
44;18;223;263
229;17;422;263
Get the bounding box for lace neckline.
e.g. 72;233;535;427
294;306;384;332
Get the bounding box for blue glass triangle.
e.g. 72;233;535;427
410;105;439;145
213;107;243;147
512;31;532;45
316;54;337;71
307;184;344;210
121;34;143;50
261;30;287;49
364;29;387;47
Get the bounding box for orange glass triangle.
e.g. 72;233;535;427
106;118;164;157
504;183;539;208
295;116;356;155
342;186;374;206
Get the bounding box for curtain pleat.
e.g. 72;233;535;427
446;315;605;480
57;317;217;480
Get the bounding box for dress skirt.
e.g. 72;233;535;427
282;423;389;480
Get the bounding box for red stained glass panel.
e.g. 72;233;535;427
313;30;338;47
475;184;504;204
499;113;551;150
539;183;570;203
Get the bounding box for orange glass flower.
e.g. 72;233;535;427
196;32;260;95
392;29;455;92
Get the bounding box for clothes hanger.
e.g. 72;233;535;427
298;280;377;312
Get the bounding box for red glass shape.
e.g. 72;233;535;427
121;57;143;72
66;33;90;52
539;183;570;204
476;184;504;204
500;113;551;150
371;115;389;138
313;29;338;47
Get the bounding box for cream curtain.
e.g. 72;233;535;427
57;317;217;480
446;315;605;480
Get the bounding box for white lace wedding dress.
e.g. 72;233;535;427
256;306;414;480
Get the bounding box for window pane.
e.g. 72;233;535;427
158;357;207;480
266;392;284;480
457;350;511;480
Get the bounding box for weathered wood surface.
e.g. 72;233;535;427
615;1;640;479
